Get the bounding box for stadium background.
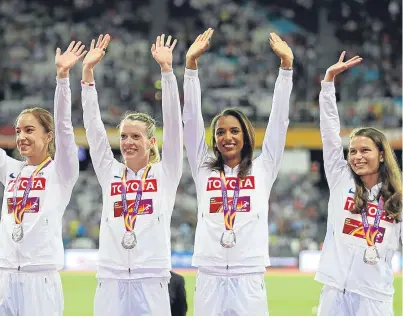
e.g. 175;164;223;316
0;0;401;315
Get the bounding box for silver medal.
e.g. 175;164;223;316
363;245;380;265
121;231;137;249
220;229;236;248
12;223;24;242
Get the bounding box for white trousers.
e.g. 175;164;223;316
0;269;63;316
318;285;394;316
93;277;171;316
194;271;268;316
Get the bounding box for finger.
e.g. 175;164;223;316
170;39;178;50
270;33;279;42
160;34;165;47
201;29;209;41
76;44;86;56
346;58;363;68
346;55;361;63
272;33;281;42
72;41;82;53
205;28;213;41
156;35;161;47
78;50;88;60
100;34;111;50
67;41;75;52
195;34;202;42
338;51;346;63
55;47;61;57
269;39;274;47
96;34;103;48
165;35;172;47
207;29;214;42
151;43;155;52
90;39;95;50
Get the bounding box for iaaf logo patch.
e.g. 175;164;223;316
209;196;251;213
110;179;157;196
113;199;153;217
342;218;385;243
7;178;46;192
7;197;40;214
344;196;393;223
206;176;255;191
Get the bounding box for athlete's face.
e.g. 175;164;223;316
15;114;51;162
120;120;155;164
214;115;244;166
348;136;383;178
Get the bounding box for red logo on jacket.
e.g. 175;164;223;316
110;179;157;196
7;178;46;192
206;176;255;191
344;196;393;223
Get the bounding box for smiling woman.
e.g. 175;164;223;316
15;108;55;165
316;51;402;316
80;33;183;316
0;39;84;315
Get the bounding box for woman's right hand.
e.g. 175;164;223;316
185;28;214;69
82;34;111;70
324;51;362;82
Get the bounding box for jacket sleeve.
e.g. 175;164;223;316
258;69;293;179
53;77;79;186
160;71;183;185
81;82;115;183
319;81;348;190
183;68;209;179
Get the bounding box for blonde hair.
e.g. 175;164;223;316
348;127;402;222
118;112;160;164
15;107;55;159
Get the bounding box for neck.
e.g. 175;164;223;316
361;172;380;190
223;156;241;169
26;153;49;166
126;159;149;174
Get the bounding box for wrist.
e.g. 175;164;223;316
324;71;335;82
160;63;172;72
186;57;197;70
280;58;293;69
56;69;69;78
82;64;94;71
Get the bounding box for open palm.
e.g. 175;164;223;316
186;28;214;60
55;41;87;71
151;34;177;69
82;34;111;69
269;33;293;61
326;51;362;78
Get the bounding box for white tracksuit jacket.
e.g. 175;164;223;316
315;81;402;302
81;71;182;278
183;68;293;270
0;77;79;270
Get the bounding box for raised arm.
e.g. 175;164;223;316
182;28;214;177
320;52;363;190
81;34;114;182
259;33;293;178
54;40;87;185
151;34;183;183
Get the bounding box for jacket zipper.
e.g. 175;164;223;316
342;245;356;294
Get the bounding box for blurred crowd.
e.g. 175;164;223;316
0;0;401;257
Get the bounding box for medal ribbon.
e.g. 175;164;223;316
219;171;240;230
360;196;383;247
13;157;52;224
121;165;151;232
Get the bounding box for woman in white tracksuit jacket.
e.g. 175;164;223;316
316;52;402;316
0;41;84;315
81;34;183;316
183;28;293;316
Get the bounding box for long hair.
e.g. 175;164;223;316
15;107;55;159
205;108;255;178
118;112;160;164
348;127;402;222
